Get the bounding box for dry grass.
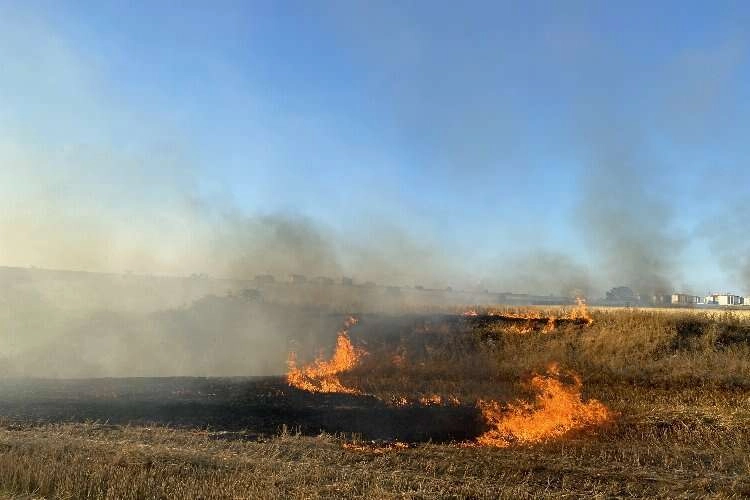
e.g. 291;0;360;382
341;308;750;403
0;309;748;498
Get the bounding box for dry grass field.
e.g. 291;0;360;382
0;306;748;498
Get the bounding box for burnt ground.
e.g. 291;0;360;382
0;377;484;442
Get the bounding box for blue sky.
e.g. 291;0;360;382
1;1;749;295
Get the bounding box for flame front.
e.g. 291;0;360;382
462;297;593;333
286;316;363;394
476;363;611;447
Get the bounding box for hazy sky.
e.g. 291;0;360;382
1;1;749;295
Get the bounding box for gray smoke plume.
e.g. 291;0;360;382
482;250;592;298
698;197;750;292
212;211;343;280
576;123;683;299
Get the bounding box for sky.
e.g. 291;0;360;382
1;1;749;296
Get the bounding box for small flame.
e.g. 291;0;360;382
564;297;594;325
476;363;612;447
388;393;461;407
542;317;557;333
418;394;444;406
417;394;461;406
286;316;363;394
390;395;410;407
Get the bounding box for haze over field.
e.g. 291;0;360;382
2;2;750;377
2;2;749;297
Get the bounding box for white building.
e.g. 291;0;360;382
671;293;704;305
705;293;743;306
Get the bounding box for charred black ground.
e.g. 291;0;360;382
0;377;483;442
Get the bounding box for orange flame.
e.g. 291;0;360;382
416;394;461;406
418;394;444;406
390;395;410;407
462;298;593;333
563;297;594;325
476;363;611;447
286;316;363;394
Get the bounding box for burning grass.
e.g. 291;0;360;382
286;316;363;394
462;298;594;333
475;363;612;447
287;304;613;448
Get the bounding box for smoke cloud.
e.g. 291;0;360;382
483;250;593;298
698;196;750;292
576;127;684;298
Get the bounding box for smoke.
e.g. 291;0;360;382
212;211;343;279
482;250;593;298
3;2;750;379
0;297;343;378
571;39;745;297
576;124;683;298
0;139;451;285
697;197;750;292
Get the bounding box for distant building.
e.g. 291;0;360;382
254;274;275;284
341;276;354;286
745;297;750;306
706;293;743;306
415;285;424;290
671;293;704;305
288;274;307;285
652;294;672;305
310;276;334;286
362;281;376;288
386;286;401;295
721;294;742;306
